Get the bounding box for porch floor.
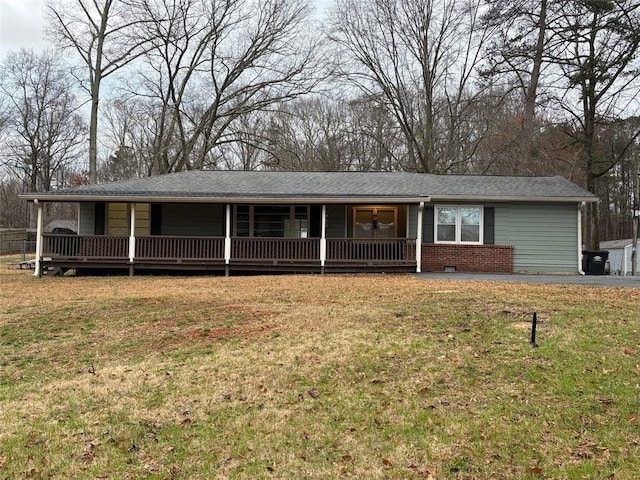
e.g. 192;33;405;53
40;259;417;276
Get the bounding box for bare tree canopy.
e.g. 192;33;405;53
124;0;324;174
0;49;87;228
0;49;86;193
46;0;151;183
551;0;640;249
0;0;638;247
482;0;640;248
329;0;495;173
264;95;407;172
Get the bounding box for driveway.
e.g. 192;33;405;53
414;272;640;288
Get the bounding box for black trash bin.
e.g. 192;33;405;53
582;250;609;275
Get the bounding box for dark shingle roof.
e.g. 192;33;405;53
22;170;596;203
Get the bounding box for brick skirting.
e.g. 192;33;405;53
422;243;513;273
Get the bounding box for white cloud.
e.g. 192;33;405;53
0;0;329;58
0;0;46;56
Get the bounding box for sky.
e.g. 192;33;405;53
0;0;46;55
0;0;331;58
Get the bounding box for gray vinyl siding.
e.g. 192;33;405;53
161;204;224;236
408;204;418;238
494;202;578;273
492;204;510;243
78;203;95;235
326;205;347;238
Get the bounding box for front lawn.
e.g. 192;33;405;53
0;266;638;479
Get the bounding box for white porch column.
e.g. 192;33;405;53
33;200;43;278
416;201;424;273
320;204;327;273
129;203;136;276
623;244;629;276
225;204;232;276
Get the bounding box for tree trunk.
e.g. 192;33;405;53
586;174;600;250
521;0;547;158
89;83;100;184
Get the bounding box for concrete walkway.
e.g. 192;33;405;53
414;272;640;288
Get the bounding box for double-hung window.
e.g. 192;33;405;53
435;206;483;244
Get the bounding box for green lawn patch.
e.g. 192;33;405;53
0;268;638;478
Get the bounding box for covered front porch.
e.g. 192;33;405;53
39;234;418;274
33;201;424;276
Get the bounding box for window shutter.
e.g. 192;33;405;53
484;207;495;244
150;204;162;235
310;206;322;238
423;205;434;242
95;203;105;235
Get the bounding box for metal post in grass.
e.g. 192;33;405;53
530;312;538;348
633;171;640;276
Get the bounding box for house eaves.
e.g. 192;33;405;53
21;193;596;204
428;195;597;203
22;194;430;204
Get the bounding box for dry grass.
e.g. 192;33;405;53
1;263;639;479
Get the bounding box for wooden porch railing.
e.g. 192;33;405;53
42;234;129;259
326;238;416;263
136;236;225;260
40;235;417;267
232;237;320;261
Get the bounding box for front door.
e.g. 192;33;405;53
354;207;397;239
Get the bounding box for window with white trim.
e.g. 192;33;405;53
435;206;483;244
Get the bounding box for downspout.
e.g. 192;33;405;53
34;199;43;278
578;202;585;275
416;201;424;273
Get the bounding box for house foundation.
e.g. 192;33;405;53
421;243;514;273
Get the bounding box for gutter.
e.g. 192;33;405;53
427;195;598;203
578;202;585;275
19;194;432;205
19;193;597;204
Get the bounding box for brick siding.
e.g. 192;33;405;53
421;243;513;273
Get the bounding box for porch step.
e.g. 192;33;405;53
45;266;65;277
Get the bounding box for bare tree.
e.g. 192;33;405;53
222;95;407;172
482;0;553;137
98;98;148;180
47;0;151;183
0;176;31;228
482;1;640;247
345;96;405;171
472;88;585;179
597;117;640;241
0;50;86;191
0;91;9;137
0;49;87;226
265;98;353;171
218;111;272;171
549;0;640;249
126;0;323;174
329;0;495;173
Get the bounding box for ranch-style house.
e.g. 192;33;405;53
20;170;597;277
